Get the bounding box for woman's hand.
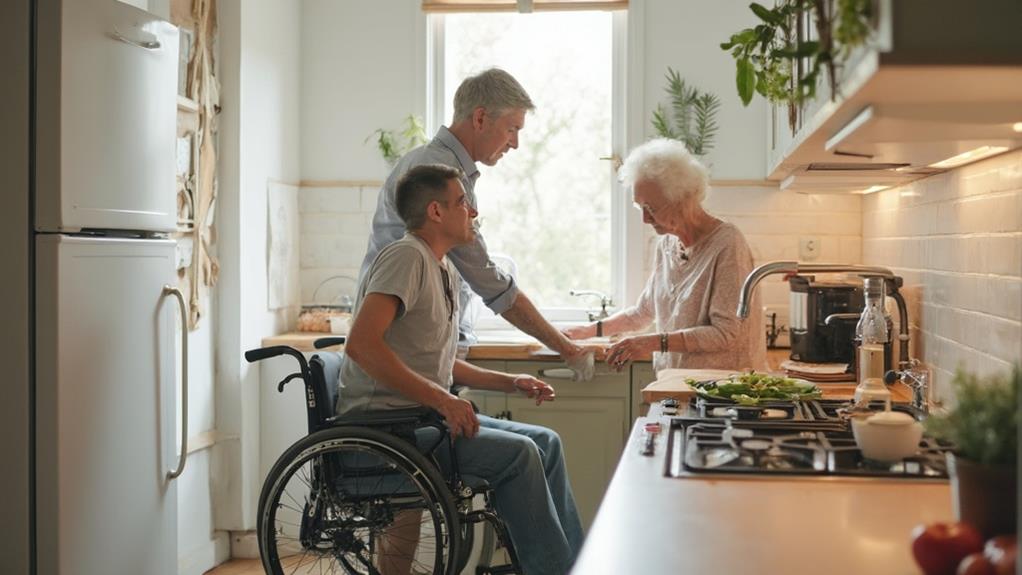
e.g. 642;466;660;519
511;375;556;405
561;324;595;340
605;335;658;371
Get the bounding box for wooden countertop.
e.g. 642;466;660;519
262;332;797;366
570;405;952;575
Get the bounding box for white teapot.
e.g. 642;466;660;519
850;406;924;462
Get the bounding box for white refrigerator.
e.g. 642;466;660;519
33;1;183;573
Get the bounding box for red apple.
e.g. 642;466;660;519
911;522;985;575
983;535;1018;575
957;552;995;575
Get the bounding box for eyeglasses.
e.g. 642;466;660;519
632;201;665;216
440;267;455;323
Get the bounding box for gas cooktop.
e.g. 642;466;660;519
664;398;952;481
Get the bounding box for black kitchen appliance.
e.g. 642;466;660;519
788;275;863;364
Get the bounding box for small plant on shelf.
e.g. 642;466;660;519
366;114;428;167
651;67;721;158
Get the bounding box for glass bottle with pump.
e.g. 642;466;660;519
854;276;891;404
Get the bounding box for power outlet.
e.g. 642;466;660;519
799;236;821;261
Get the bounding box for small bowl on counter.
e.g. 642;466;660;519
851;409;924;462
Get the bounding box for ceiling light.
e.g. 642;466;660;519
929;146;1009;169
857;185;890;195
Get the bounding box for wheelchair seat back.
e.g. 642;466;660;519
307;350;343;433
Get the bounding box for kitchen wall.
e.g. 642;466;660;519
296;182;863;315
861;149;1022;402
216;0;302;551
295;1;862;314
0;0;31;570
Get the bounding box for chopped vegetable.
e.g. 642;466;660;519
693;372;821;404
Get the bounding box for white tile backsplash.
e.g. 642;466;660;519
298;182;382;304
862;149;1022;402
296;153;1021;396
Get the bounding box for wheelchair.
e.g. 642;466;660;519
245;337;522;575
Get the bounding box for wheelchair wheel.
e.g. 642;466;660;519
258;426;461;575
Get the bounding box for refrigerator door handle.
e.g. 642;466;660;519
163;285;188;480
108;28;162;51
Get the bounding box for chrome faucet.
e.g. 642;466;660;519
736;261;913;371
570;289;613;322
884;361;932;415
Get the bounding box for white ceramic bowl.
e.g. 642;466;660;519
851;410;924;462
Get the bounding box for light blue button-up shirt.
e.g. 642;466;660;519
361;127;519;343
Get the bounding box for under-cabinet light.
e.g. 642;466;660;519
1013;122;1022;133
857;185;890;195
929;146;1009;169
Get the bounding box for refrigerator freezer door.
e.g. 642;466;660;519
36;0;179;233
36;235;178;575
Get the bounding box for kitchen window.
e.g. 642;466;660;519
427;9;626;323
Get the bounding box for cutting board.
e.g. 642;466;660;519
640;368;737;404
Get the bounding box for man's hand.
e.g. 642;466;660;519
512;375;556;405
564;346;595;381
436;395;480;438
605;335;657;372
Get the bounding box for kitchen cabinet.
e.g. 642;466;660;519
766;0;1022;193
630;362;657;419
465;359;631;530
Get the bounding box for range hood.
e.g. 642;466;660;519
770;0;1022;194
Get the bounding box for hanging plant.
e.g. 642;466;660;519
651;67;721;157
720;0;872;130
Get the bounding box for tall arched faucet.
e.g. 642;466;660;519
736;261;912;371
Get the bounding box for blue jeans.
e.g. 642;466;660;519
423;415;584;575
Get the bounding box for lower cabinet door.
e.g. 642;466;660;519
505;395;627;531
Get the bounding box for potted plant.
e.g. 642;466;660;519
651;67;720;158
366;114;428;167
925;365;1019;538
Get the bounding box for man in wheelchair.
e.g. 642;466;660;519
337;164;584;575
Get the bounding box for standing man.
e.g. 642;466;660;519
362;67;593;380
341;164;584;575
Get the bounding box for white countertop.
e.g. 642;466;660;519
570;407;952;575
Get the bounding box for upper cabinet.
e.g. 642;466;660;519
766;0;1022;193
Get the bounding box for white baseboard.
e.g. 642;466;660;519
178;530;231;575
230;530;260;559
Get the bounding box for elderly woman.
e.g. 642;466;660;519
565;138;766;372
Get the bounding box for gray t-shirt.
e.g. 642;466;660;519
336;234;461;414
361;127;518;343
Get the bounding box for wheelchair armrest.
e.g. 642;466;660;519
327;406;441;428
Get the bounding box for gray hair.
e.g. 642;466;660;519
618;138;709;206
395;164;464;230
452;68;535;123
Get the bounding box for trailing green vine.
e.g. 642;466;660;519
720;0;872;130
651;68;721;157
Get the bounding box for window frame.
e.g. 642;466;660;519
425;10;635;322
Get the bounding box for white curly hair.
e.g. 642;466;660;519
618;138;709;206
